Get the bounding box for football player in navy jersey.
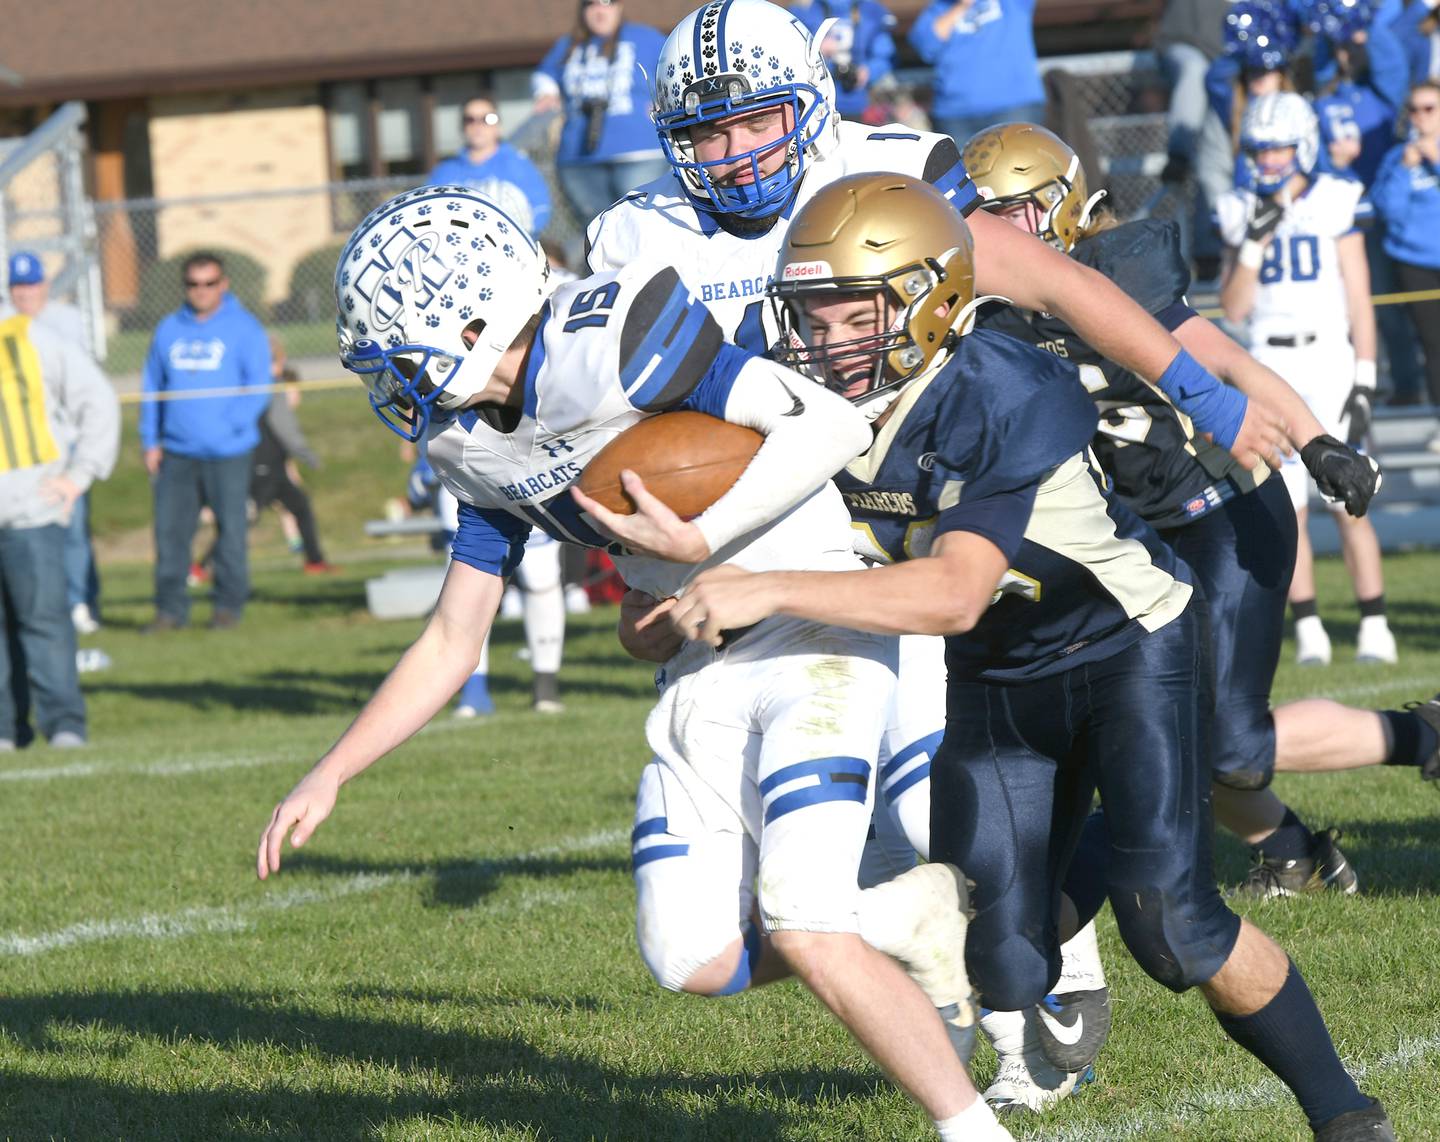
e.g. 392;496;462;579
670;173;1394;1142
962;122;1440;901
258;185;1012;1141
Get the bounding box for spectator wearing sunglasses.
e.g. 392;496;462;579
531;0;667;225
138;252;271;631
427;95;552;234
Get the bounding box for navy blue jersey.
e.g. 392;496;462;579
978;219;1264;530
838;329;1193;683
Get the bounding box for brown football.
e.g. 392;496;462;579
577;411;763;518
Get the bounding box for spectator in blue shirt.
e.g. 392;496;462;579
1371;80;1440;423
140;253;271;632
1388;0;1440;87
531;0;668;225
792;0;898;121
428;95;552;235
908;0;1045;144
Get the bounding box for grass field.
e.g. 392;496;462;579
4;419;1440;1138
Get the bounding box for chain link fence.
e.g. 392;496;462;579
0;102;107;360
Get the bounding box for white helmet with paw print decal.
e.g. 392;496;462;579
653;0;839;219
334;185;550;441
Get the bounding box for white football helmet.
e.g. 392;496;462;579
653;0;839;219
334;185;550;441
1240;92;1319;195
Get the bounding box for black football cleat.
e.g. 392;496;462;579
1404;692;1440;783
1233;828;1359;899
1035;987;1111;1073
1313;1098;1395;1141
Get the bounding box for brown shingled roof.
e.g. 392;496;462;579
0;0;1158;108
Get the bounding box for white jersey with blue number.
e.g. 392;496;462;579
585;121;979;352
1216;174;1362;344
424;259;861;600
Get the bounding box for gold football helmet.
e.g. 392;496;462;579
962;123;1103;252
767;173;978;420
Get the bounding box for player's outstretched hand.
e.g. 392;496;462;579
1301;434;1383;517
572;470;711;563
258;771;340;880
670;565;776;647
1229;399;1290;470
618;589;683;663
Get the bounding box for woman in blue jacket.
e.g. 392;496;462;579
1371;80;1440;418
531;0;668;225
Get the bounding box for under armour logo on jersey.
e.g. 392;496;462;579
541;438;575;457
352;228;455;332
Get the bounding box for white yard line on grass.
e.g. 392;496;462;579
0;828;628;957
0;714;554;784
1044;1031;1440;1141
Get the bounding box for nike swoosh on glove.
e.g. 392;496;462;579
1246;196;1286;243
1301;434;1383;517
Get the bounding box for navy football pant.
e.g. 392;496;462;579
931;604;1242;1010
1159;476;1296;790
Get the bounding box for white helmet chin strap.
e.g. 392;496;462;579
1078;189;1108;231
954;294;1011;337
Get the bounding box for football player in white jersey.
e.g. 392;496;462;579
256;186;1011;1141
1218;91;1395;667
588;0;1302;472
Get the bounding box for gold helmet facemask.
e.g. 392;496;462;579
961;122;1106;252
767;173;983;421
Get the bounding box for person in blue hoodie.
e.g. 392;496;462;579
791;0;898;121
908;0;1045;145
139;252;271;631
1371;80;1440;426
427;95;552;235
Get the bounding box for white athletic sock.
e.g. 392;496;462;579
1056;919;1106;992
524;583;566;674
935;1095;1010;1140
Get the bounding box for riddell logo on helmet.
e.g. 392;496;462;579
782;260;833;280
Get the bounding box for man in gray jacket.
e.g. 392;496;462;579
0;310;119;749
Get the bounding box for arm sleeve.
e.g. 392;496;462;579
451;502;532;577
1154;300;1199;331
688;358;872;554
934;482;1038;562
139;334;163;449
54;338;120;487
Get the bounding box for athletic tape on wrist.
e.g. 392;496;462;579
1238;240;1265;270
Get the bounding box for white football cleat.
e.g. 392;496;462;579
1356;616;1398;665
981;1006;1093;1115
858;862;977;1065
1295;615;1332;667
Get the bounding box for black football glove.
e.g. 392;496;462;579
1245;196;1285;244
1340;384;1374;445
1301;434;1382;517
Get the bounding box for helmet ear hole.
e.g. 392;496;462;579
462;318;487;350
